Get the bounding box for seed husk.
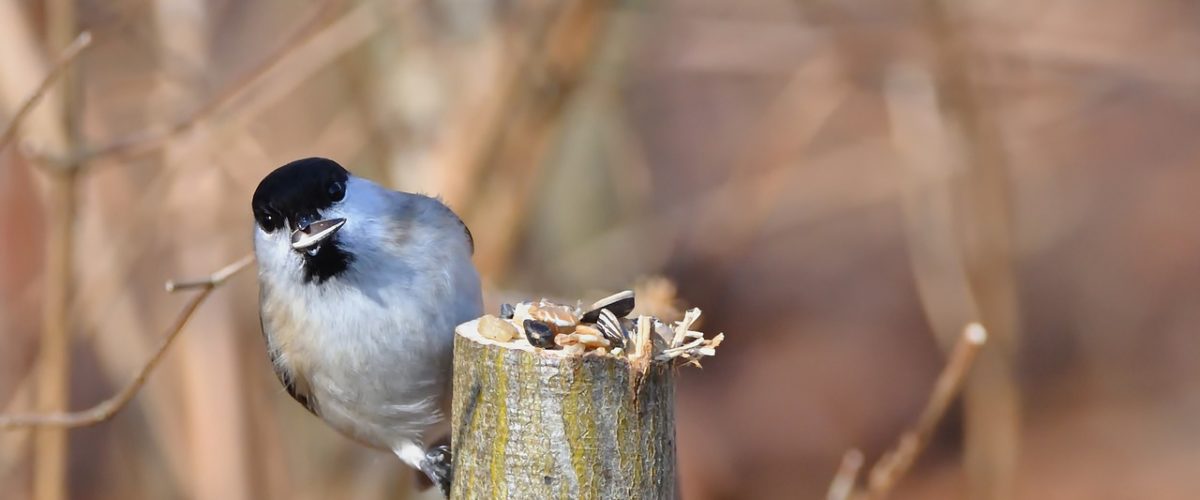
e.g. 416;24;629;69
580;290;635;323
528;302;579;333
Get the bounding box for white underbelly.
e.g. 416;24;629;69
301;313;455;449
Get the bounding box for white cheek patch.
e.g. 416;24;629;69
255;227;303;278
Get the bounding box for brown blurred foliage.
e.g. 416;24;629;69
3;0;1200;499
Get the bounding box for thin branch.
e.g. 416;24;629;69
34;8;86;498
0;256;253;430
862;323;988;499
165;254;254;292
832;323;988;500
923;3;1021;499
0;31;91;153
464;0;613;279
827;449;864;500
78;0;347;163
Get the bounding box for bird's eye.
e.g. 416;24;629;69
258;211;279;232
328;181;345;202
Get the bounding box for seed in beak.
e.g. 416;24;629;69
291;218;347;251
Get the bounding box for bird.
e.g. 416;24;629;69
250;157;481;495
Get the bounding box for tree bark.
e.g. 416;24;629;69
450;325;676;499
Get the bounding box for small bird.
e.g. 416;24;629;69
251;157;481;494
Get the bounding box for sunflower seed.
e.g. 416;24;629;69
596;308;626;348
523;319;557;349
580;290;635;323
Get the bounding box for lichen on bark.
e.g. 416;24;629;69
450;329;676;499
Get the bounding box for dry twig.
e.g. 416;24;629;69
463;0;613;279
34;9;87;499
921;2;1021;497
79;0;347;163
165;254;255;292
826;449;864;500
0;256;253;430
0;31;91;153
833;323;988;500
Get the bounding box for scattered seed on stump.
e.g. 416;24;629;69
479;315;517;342
523;319;556;349
528;303;579;333
499;303;515;319
577;334;610;348
596;308;627;348
580;290;635;323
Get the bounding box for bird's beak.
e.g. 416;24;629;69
291;218;346;251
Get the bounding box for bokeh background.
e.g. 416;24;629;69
3;0;1200;499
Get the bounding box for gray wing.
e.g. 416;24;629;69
403;192;473;254
258;283;318;415
458;215;474;254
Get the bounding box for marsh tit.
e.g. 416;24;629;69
251;157;481;494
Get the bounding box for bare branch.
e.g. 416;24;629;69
0;31;91;153
165;254;254;292
826;449;864;500
0;256;253;430
831;323;988;500
864;323;988;499
79;0;347;163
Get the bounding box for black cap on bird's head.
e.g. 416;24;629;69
252;157;349;234
252;157;353;282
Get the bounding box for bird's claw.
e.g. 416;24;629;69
421;444;453;497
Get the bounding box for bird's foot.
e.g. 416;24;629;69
420;444;453;497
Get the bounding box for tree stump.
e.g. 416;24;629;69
450;318;678;499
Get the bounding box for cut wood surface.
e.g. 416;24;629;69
451;318;677;499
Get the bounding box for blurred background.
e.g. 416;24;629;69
3;0;1200;498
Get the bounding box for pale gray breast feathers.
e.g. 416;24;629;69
258;280;318;414
256;188;481;440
